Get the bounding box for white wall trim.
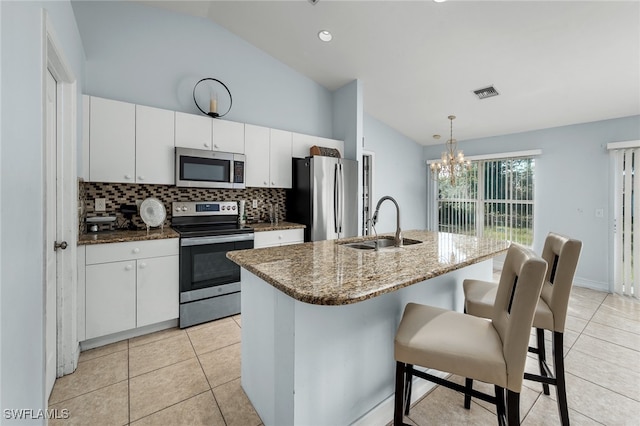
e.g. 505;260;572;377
426;149;542;164
606;140;640;150
573;276;609;293
43;10;79;380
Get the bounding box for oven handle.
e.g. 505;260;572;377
181;233;254;246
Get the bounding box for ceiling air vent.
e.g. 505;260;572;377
473;86;499;100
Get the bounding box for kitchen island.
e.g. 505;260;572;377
227;230;508;426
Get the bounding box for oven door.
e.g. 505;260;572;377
179;234;253;295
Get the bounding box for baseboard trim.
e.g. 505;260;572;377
573;277;610;293
80;319;178;351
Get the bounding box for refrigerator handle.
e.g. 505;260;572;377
334;164;339;234
339;163;344;233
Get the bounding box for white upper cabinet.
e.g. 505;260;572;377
291;132;345;159
316;136;345;158
89;97;136;183
269;129;293;188
213;119;244;154
175;112;212;150
291;132;317;158
136;105;175;185
245;124;271;187
245;126;292;188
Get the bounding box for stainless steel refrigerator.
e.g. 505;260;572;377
286;156;358;242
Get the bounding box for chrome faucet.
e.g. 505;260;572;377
371;196;402;247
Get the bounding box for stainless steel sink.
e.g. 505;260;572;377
341;236;422;250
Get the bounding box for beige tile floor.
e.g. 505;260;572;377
49;285;639;426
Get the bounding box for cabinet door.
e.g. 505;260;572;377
244;124;271;188
269;129;292;188
136;105;175;185
213;120;244;153
292;132;317;159
137;255;179;327
85;261;136;339
89;97;135;183
175;112;212;150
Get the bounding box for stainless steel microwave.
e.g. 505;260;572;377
175;148;245;189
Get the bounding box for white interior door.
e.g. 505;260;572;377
45;69;58;397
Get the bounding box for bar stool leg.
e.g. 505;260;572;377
464;378;473;409
404;364;413;415
506;390;520;425
495;385;506;422
553;332;570;426
394;362;405;426
536;328;551;395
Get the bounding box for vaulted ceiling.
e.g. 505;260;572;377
139;0;640;144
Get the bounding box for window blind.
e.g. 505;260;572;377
613;148;639;297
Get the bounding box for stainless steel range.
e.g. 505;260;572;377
171;201;254;328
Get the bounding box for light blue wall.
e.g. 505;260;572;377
71;0;333;138
1;0;85;421
424;115;640;290
364;114;427;234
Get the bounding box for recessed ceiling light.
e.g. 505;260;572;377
433;0;448;3
318;30;332;42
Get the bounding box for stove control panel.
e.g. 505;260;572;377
172;201;238;217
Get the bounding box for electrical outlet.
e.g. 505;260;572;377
95;198;106;212
252;199;258;208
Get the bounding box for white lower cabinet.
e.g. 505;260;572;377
137;256;179;327
84;239;179;340
254;229;304;249
86;261;137;339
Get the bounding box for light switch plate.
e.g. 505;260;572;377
95;198;106;212
253;200;258;208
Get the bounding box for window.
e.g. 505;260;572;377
434;156;535;246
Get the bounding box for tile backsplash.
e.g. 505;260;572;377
80;180;287;232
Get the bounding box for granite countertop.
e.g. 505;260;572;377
78;228;179;245
250;221;306;232
227;230;509;306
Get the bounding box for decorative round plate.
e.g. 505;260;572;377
140;197;166;228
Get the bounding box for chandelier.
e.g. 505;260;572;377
429;115;471;185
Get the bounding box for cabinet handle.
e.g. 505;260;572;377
203;143;210;148
214;144;219;149
125;264;133;271
278;235;282;239
139;263;147;269
133;248;140;254
138;175;144;181
125;174;132;180
263;181;268;185
271;182;275;186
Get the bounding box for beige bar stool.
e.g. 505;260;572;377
463;232;582;426
394;244;547;425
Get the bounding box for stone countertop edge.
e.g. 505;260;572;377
226;230;509;306
78;228;179;245
77;222;304;245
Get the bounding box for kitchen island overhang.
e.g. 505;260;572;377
227;231;509;426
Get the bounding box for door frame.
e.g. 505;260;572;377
42;10;79;382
